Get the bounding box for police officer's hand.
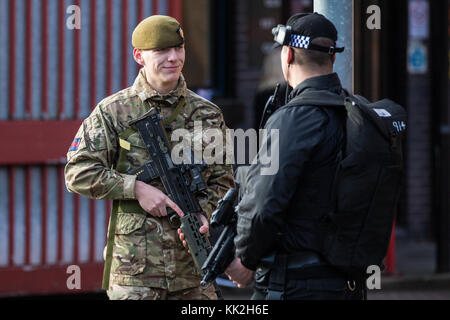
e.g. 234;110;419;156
135;180;184;218
177;213;209;252
225;257;255;288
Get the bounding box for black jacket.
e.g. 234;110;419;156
235;73;346;270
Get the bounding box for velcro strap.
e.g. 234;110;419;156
119;127;136;140
116;127;137;172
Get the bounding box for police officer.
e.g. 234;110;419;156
65;15;234;300
225;13;365;300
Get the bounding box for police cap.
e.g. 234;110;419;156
272;12;344;54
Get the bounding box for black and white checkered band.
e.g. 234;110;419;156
289;34;311;49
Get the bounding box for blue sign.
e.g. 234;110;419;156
408;41;428;74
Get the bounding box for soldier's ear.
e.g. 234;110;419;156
133;49;145;66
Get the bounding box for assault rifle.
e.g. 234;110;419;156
201;187;239;287
129;108;212;278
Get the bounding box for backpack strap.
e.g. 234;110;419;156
284;90;349;226
285;90;347;109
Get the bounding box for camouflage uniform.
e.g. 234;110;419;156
107;284;217;300
65;68;234;299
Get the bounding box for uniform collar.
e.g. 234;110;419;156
132;68;187;106
289;72;342;100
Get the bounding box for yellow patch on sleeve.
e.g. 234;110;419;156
119;138;131;151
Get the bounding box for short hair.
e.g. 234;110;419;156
293;37;335;67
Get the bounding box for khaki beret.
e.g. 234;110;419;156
132;15;184;50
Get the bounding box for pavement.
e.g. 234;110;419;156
368;230;450;300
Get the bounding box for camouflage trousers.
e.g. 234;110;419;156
107;284;218;300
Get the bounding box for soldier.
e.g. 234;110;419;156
64;15;234;300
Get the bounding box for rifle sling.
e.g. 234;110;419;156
101;200;119;290
164;96;185;127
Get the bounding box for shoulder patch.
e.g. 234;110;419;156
69;138;82;152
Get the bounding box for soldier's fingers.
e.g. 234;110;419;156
166;198;184;217
160;205;168;217
182;240;190;252
146;207;160;217
198;214;209;234
153;205;165;217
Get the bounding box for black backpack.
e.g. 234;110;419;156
287;90;407;278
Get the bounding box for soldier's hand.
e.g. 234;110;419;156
135;180;184;218
177;213;209;251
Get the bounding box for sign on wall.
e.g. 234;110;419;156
409;0;429;39
408;40;428;74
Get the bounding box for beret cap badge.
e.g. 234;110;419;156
177;26;184;41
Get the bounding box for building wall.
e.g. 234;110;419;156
0;0;181;297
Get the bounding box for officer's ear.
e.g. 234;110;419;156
282;46;293;67
133;49;145;66
332;54;336;64
288;47;295;65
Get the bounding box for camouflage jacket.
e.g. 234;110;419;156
65;69;235;291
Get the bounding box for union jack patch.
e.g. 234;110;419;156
69;138;82;151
